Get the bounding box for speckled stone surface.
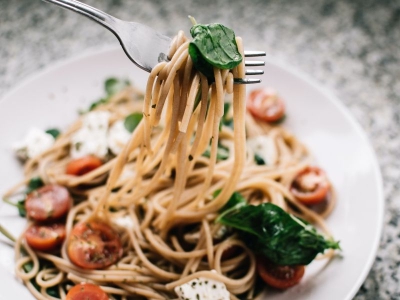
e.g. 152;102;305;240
1;0;399;298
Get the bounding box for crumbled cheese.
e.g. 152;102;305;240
246;135;277;165
108;120;132;155
112;215;134;229
70;111;110;159
175;271;230;300
13;127;55;160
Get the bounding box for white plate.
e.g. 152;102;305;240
0;48;384;300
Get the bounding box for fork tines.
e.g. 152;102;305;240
236;50;266;84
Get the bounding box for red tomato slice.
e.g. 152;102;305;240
25;223;66;252
25;185;72;222
247;88;285;123
66;283;108;300
291;166;330;205
67;221;122;269
66;156;103;176
257;256;305;289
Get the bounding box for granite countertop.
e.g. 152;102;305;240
1;0;399;298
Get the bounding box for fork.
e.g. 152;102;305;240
42;0;265;84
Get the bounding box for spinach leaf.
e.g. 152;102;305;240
217;198;340;266
124;112;143;133
3;198;26;217
218;191;246;216
86;78;130;112
17;199;26;217
254;153;266;165
23;260;60;297
219;102;233;131
45;128;61;139
23;261;34;273
202;143;229;161
26;177;44;193
88;98;108;112
105;78;130;96
189;23;242;81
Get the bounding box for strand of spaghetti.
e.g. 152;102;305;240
154;43;190;123
185;87;219;210
15;235;40;281
199;37;247;214
25;280;52;300
202;219;215;269
127;229;180;280
160;127;190;230
143;61;167;152
144;229;207;259
35;268;64;288
115;283;164;299
94;120;145;217
179;73;200;133
166;249;256;291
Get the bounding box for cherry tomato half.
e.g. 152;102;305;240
67;221;122;269
66;156;103;176
25;185;72;222
291;166;330;205
25;223;66;252
66;283;108;300
247;88;285;123
257;256;305;289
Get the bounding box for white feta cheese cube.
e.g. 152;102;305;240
246;135;277;165
13;128;55;160
107;120;132;155
70;111;110;159
175;272;230;300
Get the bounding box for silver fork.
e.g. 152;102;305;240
42;0;265;84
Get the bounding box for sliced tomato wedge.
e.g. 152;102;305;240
67;221;122;269
247;88;285;123
291;166;330;205
66;156;103;176
25;185;72;222
25;223;66;252
66;283;108;300
257;256;305;289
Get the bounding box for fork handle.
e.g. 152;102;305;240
41;0;119;32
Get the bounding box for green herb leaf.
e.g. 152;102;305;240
27;177;44;193
23;260;59;297
86;78;130;112
217;191;247;218
23;261;34;273
217;199;340;265
254;153;266;165
46;287;60;298
105;78;130;96
124;112;143;133
219;102;233;131
202;143;229;161
189;23;242;81
45;128;61;139
17;199;26;217
3;198;26;217
88;98;108;112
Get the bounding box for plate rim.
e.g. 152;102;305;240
0;46;385;300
